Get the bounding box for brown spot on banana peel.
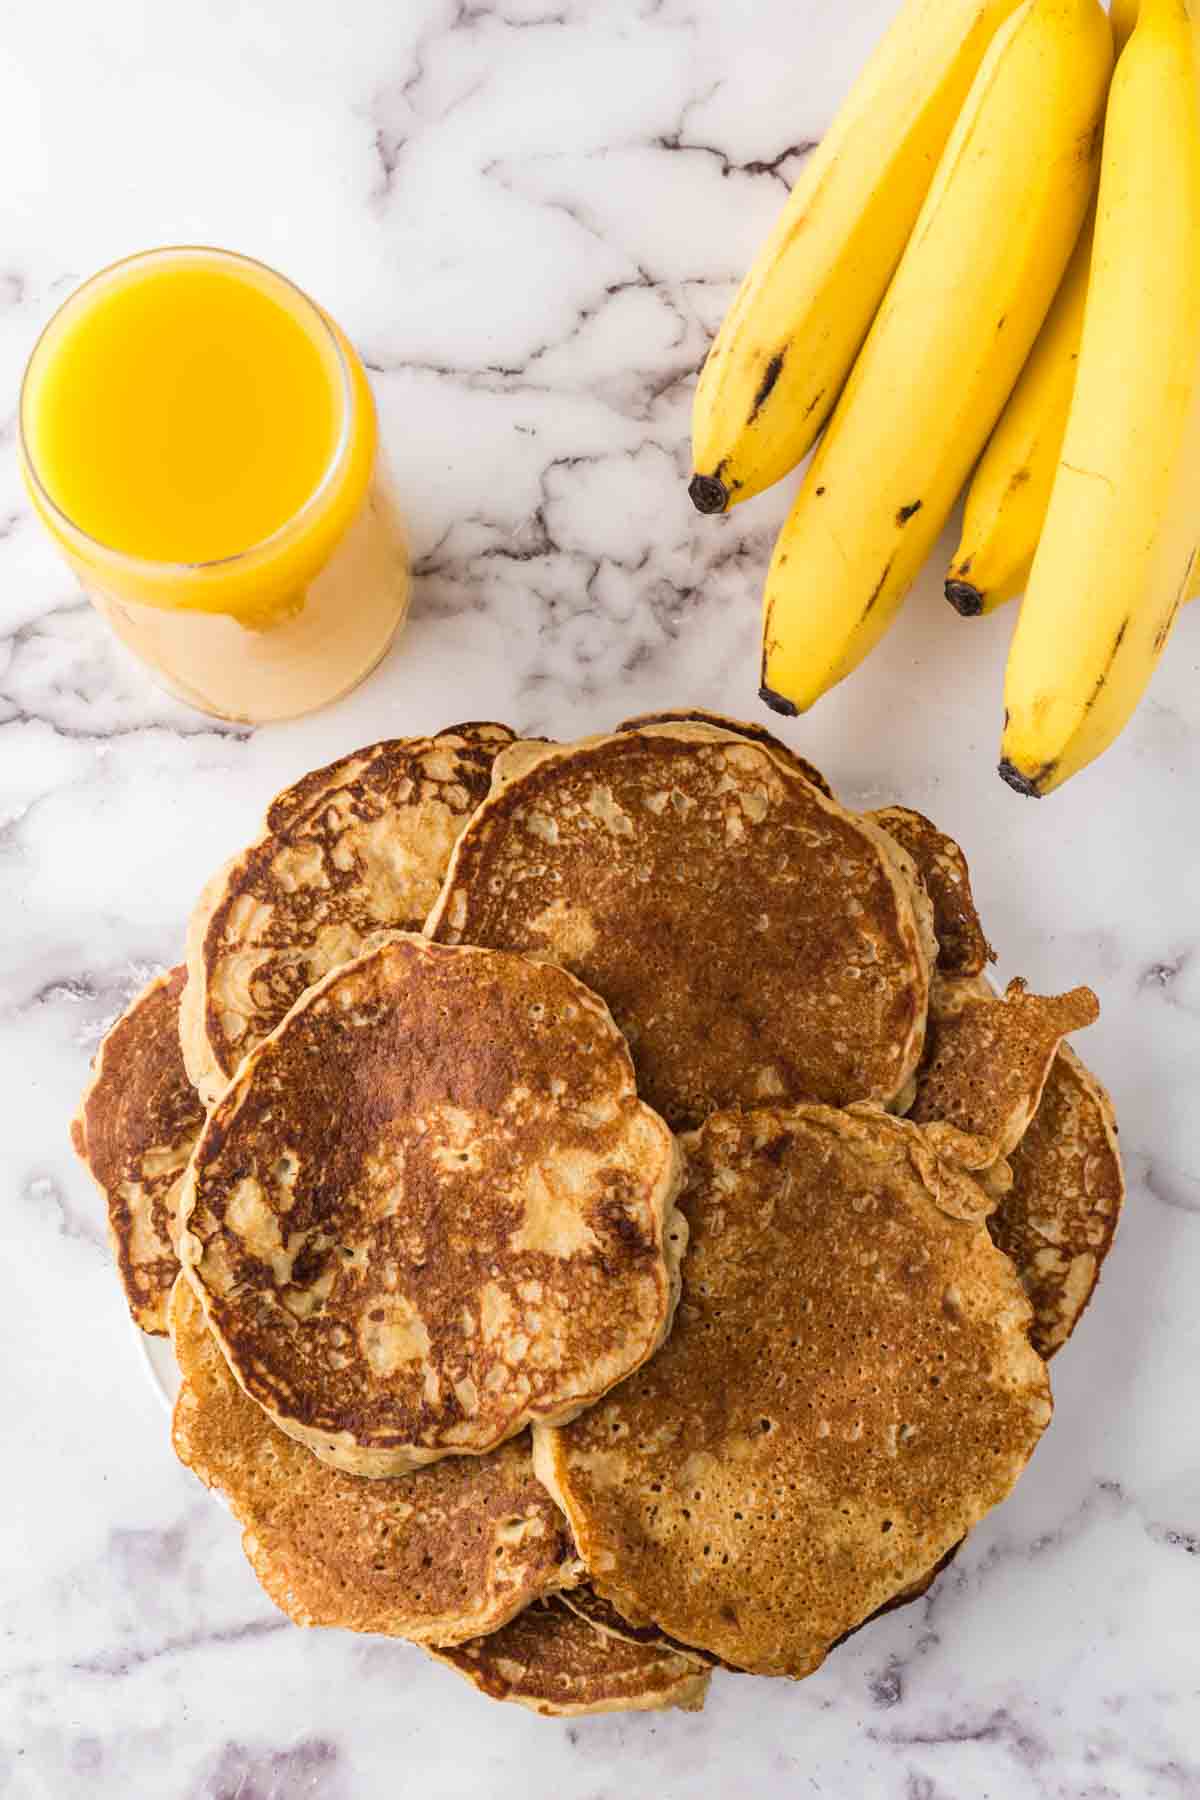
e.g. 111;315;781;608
1159;546;1199;648
1153;614;1177;655
895;502;923;527
1086;616;1129;706
1061;461;1115;492
1154;590;1186;654
780;205;814;253
862;558;895;619
747;351;786;424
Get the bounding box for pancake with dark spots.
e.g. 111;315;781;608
427;1596;709;1715
169;1279;580;1644
921;974;1122;1355
265;722;517;835
427;726;935;1132
869;806;993;977
616;708;835;799
179;934;684;1477
182;726;514;1105
991;1044;1124;1358
71;966;205;1334
534;1105;1051;1679
910;978;1099;1164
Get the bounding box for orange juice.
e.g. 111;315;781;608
19;248;408;721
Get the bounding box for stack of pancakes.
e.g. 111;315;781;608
72;712;1123;1716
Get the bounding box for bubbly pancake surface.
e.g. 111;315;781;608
990;1044;1124;1358
428;727;934;1132
182;726;513;1105
427;1595;710;1715
918;973;1121;1356
179;935;683;1476
71;965;205;1334
535;1105;1052;1678
169;1280;578;1644
265;722;516;836
615;708;835;798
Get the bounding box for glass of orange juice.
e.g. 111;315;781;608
19;247;409;723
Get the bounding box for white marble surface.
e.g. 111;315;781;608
2;2;1199;1795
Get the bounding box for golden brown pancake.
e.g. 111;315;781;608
870;806;993;977
71;966;205;1334
990;1044;1124;1358
428;726;934;1132
920;974;1122;1356
910;978;1100;1164
265;722;517;835
179;934;684;1477
615;708;835;799
182;726;514;1105
427;1596;710;1715
828;1541;962;1652
169;1279;579;1644
535;1105;1051;1679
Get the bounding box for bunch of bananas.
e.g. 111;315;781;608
691;0;1200;796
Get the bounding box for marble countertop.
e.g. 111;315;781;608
3;2;1198;1794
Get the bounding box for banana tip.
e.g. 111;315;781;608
998;758;1044;798
945;580;985;618
759;683;799;718
689;473;730;516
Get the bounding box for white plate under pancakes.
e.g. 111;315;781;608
138;1327;179;1411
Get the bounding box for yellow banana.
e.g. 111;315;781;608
946;208;1095;616
945;0;1151;617
1109;0;1140;43
760;0;1112;717
1001;0;1200;796
688;0;1024;515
